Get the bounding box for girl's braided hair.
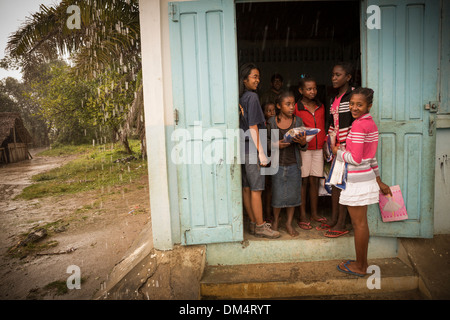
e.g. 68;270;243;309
350;87;375;105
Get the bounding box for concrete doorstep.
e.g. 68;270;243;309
200;258;420;299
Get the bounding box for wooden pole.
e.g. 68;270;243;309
13;126;17;163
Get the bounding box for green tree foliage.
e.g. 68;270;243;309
6;0;144;155
26;60;96;145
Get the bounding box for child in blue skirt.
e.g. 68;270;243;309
267;91;308;236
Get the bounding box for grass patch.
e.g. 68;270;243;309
42;277;87;296
17;140;147;200
8;239;59;259
37;143;95;157
44;280;69;295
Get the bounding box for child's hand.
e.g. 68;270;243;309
379;182;392;196
376;177;392;196
292;132;307;146
331;145;339;155
278;141;291;149
331;143;343;155
258;152;269;167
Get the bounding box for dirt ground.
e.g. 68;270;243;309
0;148;150;300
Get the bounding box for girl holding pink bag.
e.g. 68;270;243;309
331;87;391;277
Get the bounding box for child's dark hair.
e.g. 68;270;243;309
298;75;320;105
239;62;260;97
298;74;316;89
350;87;375;105
334;61;354;77
275;91;296;120
271;73;283;83
261;101;275;113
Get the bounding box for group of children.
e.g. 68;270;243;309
239;62;392;277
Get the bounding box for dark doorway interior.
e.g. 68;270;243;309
236;1;361;233
236;1;361;105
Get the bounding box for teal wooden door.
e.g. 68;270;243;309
168;0;243;245
362;0;440;238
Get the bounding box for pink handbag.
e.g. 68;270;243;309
379;185;408;222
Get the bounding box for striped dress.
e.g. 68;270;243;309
336;113;380;206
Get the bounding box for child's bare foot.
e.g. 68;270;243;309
286;223;299;237
324;218;337;228
272;219;279;231
311;214;327;223
318;217;342;231
337;260;367;276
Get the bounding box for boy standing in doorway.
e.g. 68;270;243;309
260;73;284;106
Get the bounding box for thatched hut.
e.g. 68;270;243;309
0;113;33;164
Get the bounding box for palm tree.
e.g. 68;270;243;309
6;0;145;156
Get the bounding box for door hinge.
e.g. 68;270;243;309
174;108;179;125
169;3;179;22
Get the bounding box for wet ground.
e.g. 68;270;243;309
0;148;150;299
0;149;78;239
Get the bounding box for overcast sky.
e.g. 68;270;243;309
0;0;59;81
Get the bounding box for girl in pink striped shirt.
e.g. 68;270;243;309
332;87;392;277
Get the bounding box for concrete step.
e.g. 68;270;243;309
206;214;398;266
200;258;419;299
206;231;398;266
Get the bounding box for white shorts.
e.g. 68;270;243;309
300;149;324;178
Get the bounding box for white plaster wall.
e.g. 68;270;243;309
139;0;193;249
139;0;173;250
